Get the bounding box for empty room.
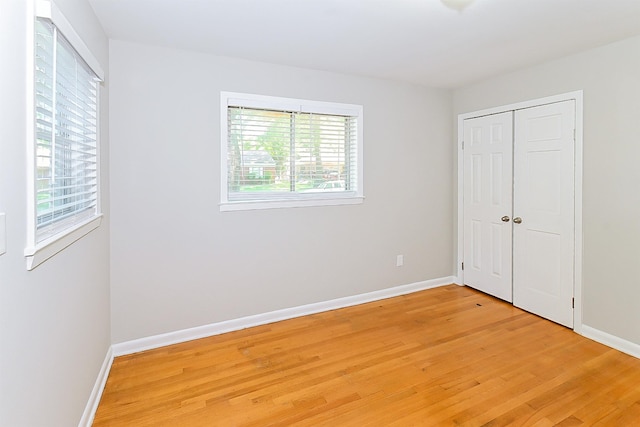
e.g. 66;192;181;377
1;0;640;425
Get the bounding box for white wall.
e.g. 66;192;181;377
109;40;453;343
0;0;110;425
453;35;640;346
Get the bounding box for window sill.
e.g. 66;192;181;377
220;196;364;212
24;214;103;270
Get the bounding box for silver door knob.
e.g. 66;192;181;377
513;217;522;224
501;216;510;222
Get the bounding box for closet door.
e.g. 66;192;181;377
463;112;513;302
513;101;575;328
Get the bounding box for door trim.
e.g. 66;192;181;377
456;90;583;333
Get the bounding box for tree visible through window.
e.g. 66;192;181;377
222;93;363;210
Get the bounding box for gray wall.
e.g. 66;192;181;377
109;40;453;344
0;0;111;426
453;35;640;346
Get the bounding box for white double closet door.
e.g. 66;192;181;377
463;100;575;328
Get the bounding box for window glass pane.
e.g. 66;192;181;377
228;108;290;195
34;18;99;242
293;112;349;193
35;19;55;228
227;106;357;201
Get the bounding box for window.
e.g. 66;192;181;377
220;92;364;211
25;0;104;269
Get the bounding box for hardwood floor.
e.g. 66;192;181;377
93;285;640;426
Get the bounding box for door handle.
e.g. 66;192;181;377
513;217;522;224
501;216;510;222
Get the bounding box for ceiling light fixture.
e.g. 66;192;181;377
441;0;475;12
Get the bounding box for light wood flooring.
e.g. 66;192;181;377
93;285;640;426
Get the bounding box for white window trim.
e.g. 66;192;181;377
24;215;103;270
24;0;103;270
220;92;364;212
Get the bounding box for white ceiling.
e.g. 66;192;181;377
88;0;640;88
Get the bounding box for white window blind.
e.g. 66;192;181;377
221;93;363;210
34;17;99;242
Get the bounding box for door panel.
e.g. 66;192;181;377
513;101;575;327
463;112;513;302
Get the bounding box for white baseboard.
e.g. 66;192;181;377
112;276;455;357
78;346;114;427
581;325;640;359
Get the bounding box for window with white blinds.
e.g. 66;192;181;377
221;92;364;211
34;17;100;242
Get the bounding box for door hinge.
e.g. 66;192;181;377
462;140;465;150
572;297;575;308
461;262;464;271
573;129;576;141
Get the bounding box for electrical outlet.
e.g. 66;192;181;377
396;254;404;267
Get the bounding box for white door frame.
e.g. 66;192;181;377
456;90;584;333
